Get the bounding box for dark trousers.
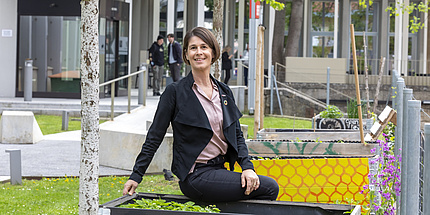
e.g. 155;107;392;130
223;69;231;85
179;157;279;202
244;67;248;86
169;63;182;82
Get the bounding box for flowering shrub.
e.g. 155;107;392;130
361;128;401;214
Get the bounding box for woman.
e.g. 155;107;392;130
221;45;233;84
123;27;279;202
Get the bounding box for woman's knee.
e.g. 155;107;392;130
260;176;279;200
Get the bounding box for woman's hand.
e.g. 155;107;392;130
122;179;139;196
241;169;260;195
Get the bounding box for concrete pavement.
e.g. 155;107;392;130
0;89;161;178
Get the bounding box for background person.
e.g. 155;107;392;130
221;45;233;85
123;27;279;202
148;35;165;96
242;44;249;86
167;33;183;82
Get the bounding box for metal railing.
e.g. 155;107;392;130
99;66;148;121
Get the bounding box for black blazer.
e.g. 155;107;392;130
168;41;183;64
130;72;254;183
221;52;232;70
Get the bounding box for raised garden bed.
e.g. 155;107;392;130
256;128;365;142
100;192;355;215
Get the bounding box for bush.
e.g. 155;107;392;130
319;105;343;118
347;99;367;118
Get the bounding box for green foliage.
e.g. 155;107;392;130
319;105;343;119
120;198;220;213
362;0;428;33
0;175;182;214
347;99;367;119
262;0;285;10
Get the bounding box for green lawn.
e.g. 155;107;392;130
239;115;312;138
0;115;311;214
0;175;181;214
0;114;108;135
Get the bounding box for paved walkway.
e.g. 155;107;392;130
0;90;161;178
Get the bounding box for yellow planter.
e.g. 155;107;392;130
231;157;369;204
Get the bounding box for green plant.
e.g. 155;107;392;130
346;99;367;118
319;105;343;118
0;175;181;214
239;116;312;139
120;198;220;213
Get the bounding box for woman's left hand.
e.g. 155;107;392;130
241;169;260;195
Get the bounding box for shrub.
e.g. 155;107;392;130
319;105;343;118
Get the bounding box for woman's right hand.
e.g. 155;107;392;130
122;179;139;196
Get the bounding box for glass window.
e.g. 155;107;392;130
18;15;81;93
312;36;334;57
312;2;335;32
350;2;376;32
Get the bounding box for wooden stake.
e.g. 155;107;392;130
259;26;265;130
350;24;366;144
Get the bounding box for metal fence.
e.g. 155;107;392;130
392;70;430;215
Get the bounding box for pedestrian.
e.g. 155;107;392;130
167;33;183;82
221;45;233;85
148;35;165;96
123;27;279;202
242;44;249;86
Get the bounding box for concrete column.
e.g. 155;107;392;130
405;100;421;215
5;149;22;185
167;0;175;34
62;110;69;131
379;0;389;75
424;123;430;214
340;0;351;61
237;0;245;86
153;0;160;41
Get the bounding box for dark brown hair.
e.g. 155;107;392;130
182;27;221;65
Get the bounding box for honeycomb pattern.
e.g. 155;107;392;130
232;158;369;204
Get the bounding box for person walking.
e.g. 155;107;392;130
148;35;165;96
167;33;183;82
123;27;279;202
221;45;233;85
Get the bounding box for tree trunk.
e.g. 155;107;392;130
272;0;287;80
79;0;100;214
213;0;224;80
285;0;303;57
373;57;385;113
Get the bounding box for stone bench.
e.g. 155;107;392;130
0;111;43;144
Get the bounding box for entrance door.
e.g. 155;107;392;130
104;19;119;96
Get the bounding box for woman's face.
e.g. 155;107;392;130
185;36;213;72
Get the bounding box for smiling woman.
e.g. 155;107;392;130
123;27;279;203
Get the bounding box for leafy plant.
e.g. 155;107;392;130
120;198;220;213
319;105;343;119
346;99;367;118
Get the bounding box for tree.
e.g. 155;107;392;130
79;0;100;214
212;0;224;80
272;0;303;80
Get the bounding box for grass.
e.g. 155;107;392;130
0;116;311;213
239;115;312;138
0;114;108;135
0;175;181;214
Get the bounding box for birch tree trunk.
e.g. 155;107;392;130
363;33;370;117
79;0;100;214
373;57;385;113
213;0;224;80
